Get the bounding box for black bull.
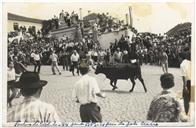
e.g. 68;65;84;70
95;64;147;92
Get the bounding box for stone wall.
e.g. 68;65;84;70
50;27;76;41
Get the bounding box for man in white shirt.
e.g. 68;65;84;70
32;50;42;74
70;50;80;76
49;51;61;75
113;47;122;63
180;51;191;115
72;65;106;122
7;61;17;107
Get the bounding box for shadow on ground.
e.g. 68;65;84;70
102;89;146;94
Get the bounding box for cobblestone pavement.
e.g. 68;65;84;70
8;65;183;122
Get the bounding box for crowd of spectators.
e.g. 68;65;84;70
8;25;41;43
109;26;191;67
42;11;128;36
96;13;126;33
83;12;127;34
8;22;191;70
42;10;80;35
8;14;191;69
7;30;107;69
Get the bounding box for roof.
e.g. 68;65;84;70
8;13;43;24
166;22;191;36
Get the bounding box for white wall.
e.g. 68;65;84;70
7;20;42;32
98;29;134;49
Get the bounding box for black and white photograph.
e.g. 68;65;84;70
1;0;195;127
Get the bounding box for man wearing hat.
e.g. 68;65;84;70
8;72;60;122
72;64;106;122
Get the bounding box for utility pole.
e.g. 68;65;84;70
129;6;133;27
79;8;83;20
126;13;129;25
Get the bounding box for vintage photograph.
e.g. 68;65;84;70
2;0;195;127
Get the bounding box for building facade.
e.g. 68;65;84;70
7;13;43;33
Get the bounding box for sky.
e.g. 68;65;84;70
3;2;194;34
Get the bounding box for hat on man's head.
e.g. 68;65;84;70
14;71;47;89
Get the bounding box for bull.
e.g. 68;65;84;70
95;63;147;92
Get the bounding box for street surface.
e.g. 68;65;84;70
8;65;183;122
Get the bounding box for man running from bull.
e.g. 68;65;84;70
72;63;106;122
49;51;61;75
